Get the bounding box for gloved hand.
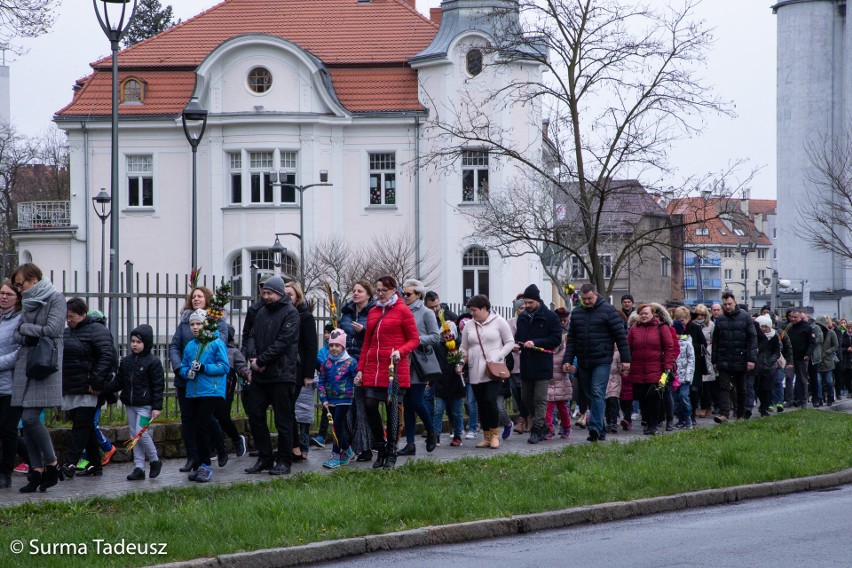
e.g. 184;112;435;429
186;369;196;381
191;361;205;374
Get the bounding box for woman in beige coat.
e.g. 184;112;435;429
458;295;514;449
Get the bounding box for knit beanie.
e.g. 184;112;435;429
522;284;542;303
621;294;634;303
328;328;347;348
189;308;207;323
263;276;287;297
755;315;773;329
673;320;685;335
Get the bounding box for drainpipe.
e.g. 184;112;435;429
414;116;421;279
82;121;91;294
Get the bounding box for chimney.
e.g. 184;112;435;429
430;7;442;25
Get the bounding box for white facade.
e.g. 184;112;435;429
21;1;551;308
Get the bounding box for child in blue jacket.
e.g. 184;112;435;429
180;309;229;483
317;329;358;469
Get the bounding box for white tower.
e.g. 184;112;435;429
0;47;10;126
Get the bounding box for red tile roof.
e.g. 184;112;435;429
58;71;197;116
667;197;771;247
57;0;438;117
748;199;777;216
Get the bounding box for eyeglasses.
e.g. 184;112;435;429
0;292;16;297
376;287;390;294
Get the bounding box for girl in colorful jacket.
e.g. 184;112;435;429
317;329;358;469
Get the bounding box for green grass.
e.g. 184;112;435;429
2;410;851;567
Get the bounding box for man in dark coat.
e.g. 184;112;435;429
514;284;562;444
562;283;630;443
243;276;300;476
784;307;817;407
711;292;758;423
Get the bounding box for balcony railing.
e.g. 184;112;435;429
684;279;722;289
17;201;71;229
685;256;721;266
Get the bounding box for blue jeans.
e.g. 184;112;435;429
772;368;786;406
577;363;610;436
465;383;479;432
424;382;435;416
675;382;692;424
403;383;434;444
818;369;834;402
433;397;464;438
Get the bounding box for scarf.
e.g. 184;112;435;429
0;306;16;320
21;279;56;312
376;294;399;308
763;328;776;339
328;350;351;364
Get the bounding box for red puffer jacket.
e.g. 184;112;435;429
358;298;420;388
627;319;676;384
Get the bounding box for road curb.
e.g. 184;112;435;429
145;467;852;568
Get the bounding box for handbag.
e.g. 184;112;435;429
26;336;59;380
410;345;442;381
475;323;510;381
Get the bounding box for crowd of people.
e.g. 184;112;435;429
0;264;840;492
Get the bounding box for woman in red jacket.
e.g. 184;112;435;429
354;276;420;468
627;304;676;435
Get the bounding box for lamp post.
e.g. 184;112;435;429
270;232;302;279
94;0;138;344
737;242;756;304
275;177;332;286
181;97;208;270
91;189;112;312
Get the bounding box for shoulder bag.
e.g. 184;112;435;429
27;336;59;380
475;323;510;381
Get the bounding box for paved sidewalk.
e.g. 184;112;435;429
2;401;849;507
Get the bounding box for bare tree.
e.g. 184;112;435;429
796;130;852;263
419;0;747;299
0;0;57;54
0;123;37;254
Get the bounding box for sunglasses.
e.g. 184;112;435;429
403;292;416;298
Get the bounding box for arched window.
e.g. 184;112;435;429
466;49;483;77
121;78;144;103
230;254;243;297
462;246;490;302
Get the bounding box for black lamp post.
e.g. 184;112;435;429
737;242;757;304
94;0;137;344
91;189;112;312
270;232;301;280
181;97;208;270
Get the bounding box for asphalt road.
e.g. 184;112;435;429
312;485;852;567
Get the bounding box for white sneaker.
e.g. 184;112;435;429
464;430;477;439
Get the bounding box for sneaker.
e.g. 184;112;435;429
665;420;674;432
269;462;291;476
340;448;354;466
607;423;618;434
76;458;90;471
127;467;145;481
620;418;631;431
464;430;477;440
435;436;441;446
587;429;599;443
575;413;587;429
101;446;116;466
450;437;462;447
631;412;640;421
13;463;29;475
502;422;514;440
194;465;213;483
776;404;784;413
560;427;571;440
149;460;162;479
714;415;728;424
544;429;554;441
310;436;326;448
235;435;247;457
323;453;341;469
675;421;693;430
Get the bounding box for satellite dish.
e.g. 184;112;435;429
778;279;792;290
761;277;772;286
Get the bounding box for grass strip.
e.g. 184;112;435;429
1;410;851;567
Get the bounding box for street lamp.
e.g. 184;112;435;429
181;97;208;270
274;179;332;285
94;0;138;344
270;232;301;279
737;242;756;304
91;189;112;312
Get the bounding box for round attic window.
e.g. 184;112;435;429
248;67;272;94
466;49;483;77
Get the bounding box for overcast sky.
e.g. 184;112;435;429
9;0;776;198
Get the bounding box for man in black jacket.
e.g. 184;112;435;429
514;284;562;444
784;307;817;407
711;292;758;423
562;284;630;443
243;276;300;476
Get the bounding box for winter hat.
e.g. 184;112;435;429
189;308;207;323
522;284;542;303
673;320;685;335
512;299;525;312
258;272;274;286
621;294;634;303
263;275;287;297
756;315;773;329
328;328;347;348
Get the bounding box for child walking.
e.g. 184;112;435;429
103;324;164;480
317;329;357;469
545;346;572;440
672;320;695;429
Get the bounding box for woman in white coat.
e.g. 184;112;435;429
458;295;514;449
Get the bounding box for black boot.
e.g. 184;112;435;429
527;426;542;445
383;439;398;469
19;470;42;493
356;450;373;462
425;430;437;453
244;457;274;474
179;458;195;473
372;447;387;469
397;443;416;456
39;464;60;492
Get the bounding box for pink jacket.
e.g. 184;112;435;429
547;338;573;402
460;313;515;385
